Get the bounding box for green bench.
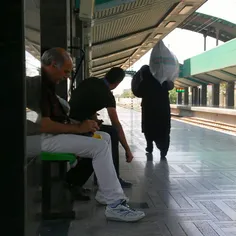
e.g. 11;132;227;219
41;152;77;220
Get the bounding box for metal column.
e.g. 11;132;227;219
201;84;207;106
1;1;26;235
215;28;220;46
184;88;189;105
212;84;220;107
226;81;235;108
75;18;85;84
40;0;69;100
177;92;183;105
204;34;207;51
192;87;199;106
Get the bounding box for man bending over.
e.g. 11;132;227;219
69;67;134;187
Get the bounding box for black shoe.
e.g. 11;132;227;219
146;153;153;161
160;156;167;161
81;187;91;194
145;147;153;154
68;185;91;201
160;150;167;160
119;178;132;188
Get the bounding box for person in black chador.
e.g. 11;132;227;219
132;65;174;159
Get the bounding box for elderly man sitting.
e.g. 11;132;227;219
27;47;145;222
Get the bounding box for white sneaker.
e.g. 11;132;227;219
95;192;129;205
105;200;145;222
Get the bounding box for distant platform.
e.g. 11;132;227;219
171;105;236;127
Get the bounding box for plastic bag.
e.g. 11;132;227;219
149;40;179;84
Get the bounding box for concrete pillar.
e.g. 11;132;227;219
75;19;85;85
200;84;207;106
192;87;199;106
212;84;220;107
177;92;183;105
204;34;207;51
2;1;26;235
184;88;189;105
226;81;235;108
40;0;69;99
215;28;220;46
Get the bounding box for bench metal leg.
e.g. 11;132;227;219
41;161;75;220
42;161;51;218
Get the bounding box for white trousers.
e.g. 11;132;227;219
41;131;125;204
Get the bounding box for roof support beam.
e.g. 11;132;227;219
205;72;227;82
93;28;152;47
186;77;207;85
220;69;236;78
92;64;123;76
92;45;139;62
92;57;129;71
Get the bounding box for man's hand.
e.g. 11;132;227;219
77;120;99;134
96;119;104;127
125;150;134;163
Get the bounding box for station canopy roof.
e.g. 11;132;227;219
176;38;236;88
24;0;207;77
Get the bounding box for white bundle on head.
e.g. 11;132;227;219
149;40;179;84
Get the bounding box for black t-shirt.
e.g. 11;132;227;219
69;77;116;121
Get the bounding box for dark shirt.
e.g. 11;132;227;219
41;70;70;124
69;77;116;121
132;66;171;134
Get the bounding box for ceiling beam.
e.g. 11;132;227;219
205;72;228;82
192;75;212;84
93;28;152;47
177;80;197;87
92;57;129;71
92;45;139;62
175;81;188;88
92;64;123;76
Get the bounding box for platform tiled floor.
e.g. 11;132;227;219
42;107;236;236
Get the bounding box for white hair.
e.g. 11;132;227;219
41;48;70;68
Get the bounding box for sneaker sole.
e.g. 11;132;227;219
106;214;145;222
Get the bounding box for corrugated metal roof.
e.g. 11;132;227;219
24;0;207;78
92;0;207;77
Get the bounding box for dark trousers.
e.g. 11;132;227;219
66;158;93;187
144;132;170;157
100;124;120;177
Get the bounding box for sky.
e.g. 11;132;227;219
26;0;236;94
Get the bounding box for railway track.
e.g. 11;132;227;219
118;104;236;135
172;116;236;134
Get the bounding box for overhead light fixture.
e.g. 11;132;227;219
165;21;176;28
179;5;193;15
154;33;162;39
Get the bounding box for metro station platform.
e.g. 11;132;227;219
170;105;236;127
40;107;236;236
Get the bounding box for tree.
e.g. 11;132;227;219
120;89;135;98
169;88;177;104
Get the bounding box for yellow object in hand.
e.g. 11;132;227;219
93;133;102;139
